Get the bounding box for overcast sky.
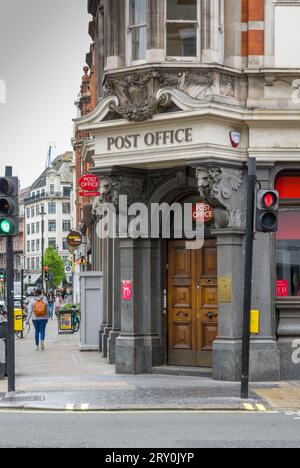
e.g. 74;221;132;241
0;0;90;188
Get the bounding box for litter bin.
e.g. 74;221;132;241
0;322;8;380
58;309;74;335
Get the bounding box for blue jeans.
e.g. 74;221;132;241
33;320;47;347
48;303;54;319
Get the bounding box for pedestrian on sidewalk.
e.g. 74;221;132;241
27;289;49;351
47;292;55;320
55;293;62;317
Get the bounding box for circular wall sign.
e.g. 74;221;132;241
192;203;214;224
79;174;100;192
67;231;83;248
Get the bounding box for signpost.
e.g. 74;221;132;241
67;231;83;249
241;158;256;400
0;166;19;393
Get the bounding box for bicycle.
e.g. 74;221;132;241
71;309;80;333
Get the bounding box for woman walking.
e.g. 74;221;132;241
47;292;55;320
27;289;48;351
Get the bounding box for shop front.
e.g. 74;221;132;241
276;173;300;380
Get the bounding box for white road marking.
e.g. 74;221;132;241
81;404;90;411
65;404;75;411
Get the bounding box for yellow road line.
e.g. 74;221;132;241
244;403;255;411
256;404;267;412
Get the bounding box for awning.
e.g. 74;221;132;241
24;274;42;285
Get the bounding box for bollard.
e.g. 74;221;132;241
0;339;5;380
0;322;8;379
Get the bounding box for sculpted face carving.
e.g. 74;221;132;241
196;167;244;228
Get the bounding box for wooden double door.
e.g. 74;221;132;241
167;239;218;367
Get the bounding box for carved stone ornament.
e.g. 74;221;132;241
104;72;169;122
103;70;217;122
220;74;235;97
196;167;244;228
92;175;146;218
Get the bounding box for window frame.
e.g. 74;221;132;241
126;0;148;65
165;0;201;62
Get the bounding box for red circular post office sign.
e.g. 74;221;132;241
192;203;214;223
79;174;100;192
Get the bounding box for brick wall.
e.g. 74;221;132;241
242;0;265;65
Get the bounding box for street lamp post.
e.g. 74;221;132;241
40;206;45;292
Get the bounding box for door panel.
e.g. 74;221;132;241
168;239;218;367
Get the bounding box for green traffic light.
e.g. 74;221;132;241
0;218;14;235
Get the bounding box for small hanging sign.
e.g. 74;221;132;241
122;280;133;301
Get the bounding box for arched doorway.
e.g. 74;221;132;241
166;194;218;368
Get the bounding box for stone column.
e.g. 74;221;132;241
224;0;243;69
102;237;113;358
105;0;126;69
115;238;162;374
201;0;220;63
146;0;165;62
212;228;245;382
99;237;107;353
107;238;121;364
249;166;280;381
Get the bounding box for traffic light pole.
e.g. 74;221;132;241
241;158;256;399
5;166;15;393
6;236;15;392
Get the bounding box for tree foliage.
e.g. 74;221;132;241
43;246;66;288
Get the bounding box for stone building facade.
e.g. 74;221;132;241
75;0;300;381
23;152;74;289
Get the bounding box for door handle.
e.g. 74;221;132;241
206;312;218;319
196;281;200;290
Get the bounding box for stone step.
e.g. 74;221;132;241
152;366;213;378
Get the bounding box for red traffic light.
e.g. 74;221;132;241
262;192;277;209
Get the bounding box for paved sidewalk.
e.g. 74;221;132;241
0;320;290;412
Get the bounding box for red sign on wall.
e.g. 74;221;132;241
122;281;133;301
79;174;100;198
277;280;289;297
192;203;214;223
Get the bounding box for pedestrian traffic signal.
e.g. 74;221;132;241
0;176;19;237
0;269;5;282
256;190;279;233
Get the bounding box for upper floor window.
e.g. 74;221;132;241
48;202;56;215
166;0;198;58
275;6;300;68
50;184;55;195
128;0;147;62
62;203;70;215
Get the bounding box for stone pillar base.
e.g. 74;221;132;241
278;338;300;381
108;329;121;365
213;339;280;382
213;339;242;382
115;336;153;374
99;325;105;353
250;340;280;382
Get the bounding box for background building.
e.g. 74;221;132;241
23;151;74;290
73;0;300;381
0;187;30;296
